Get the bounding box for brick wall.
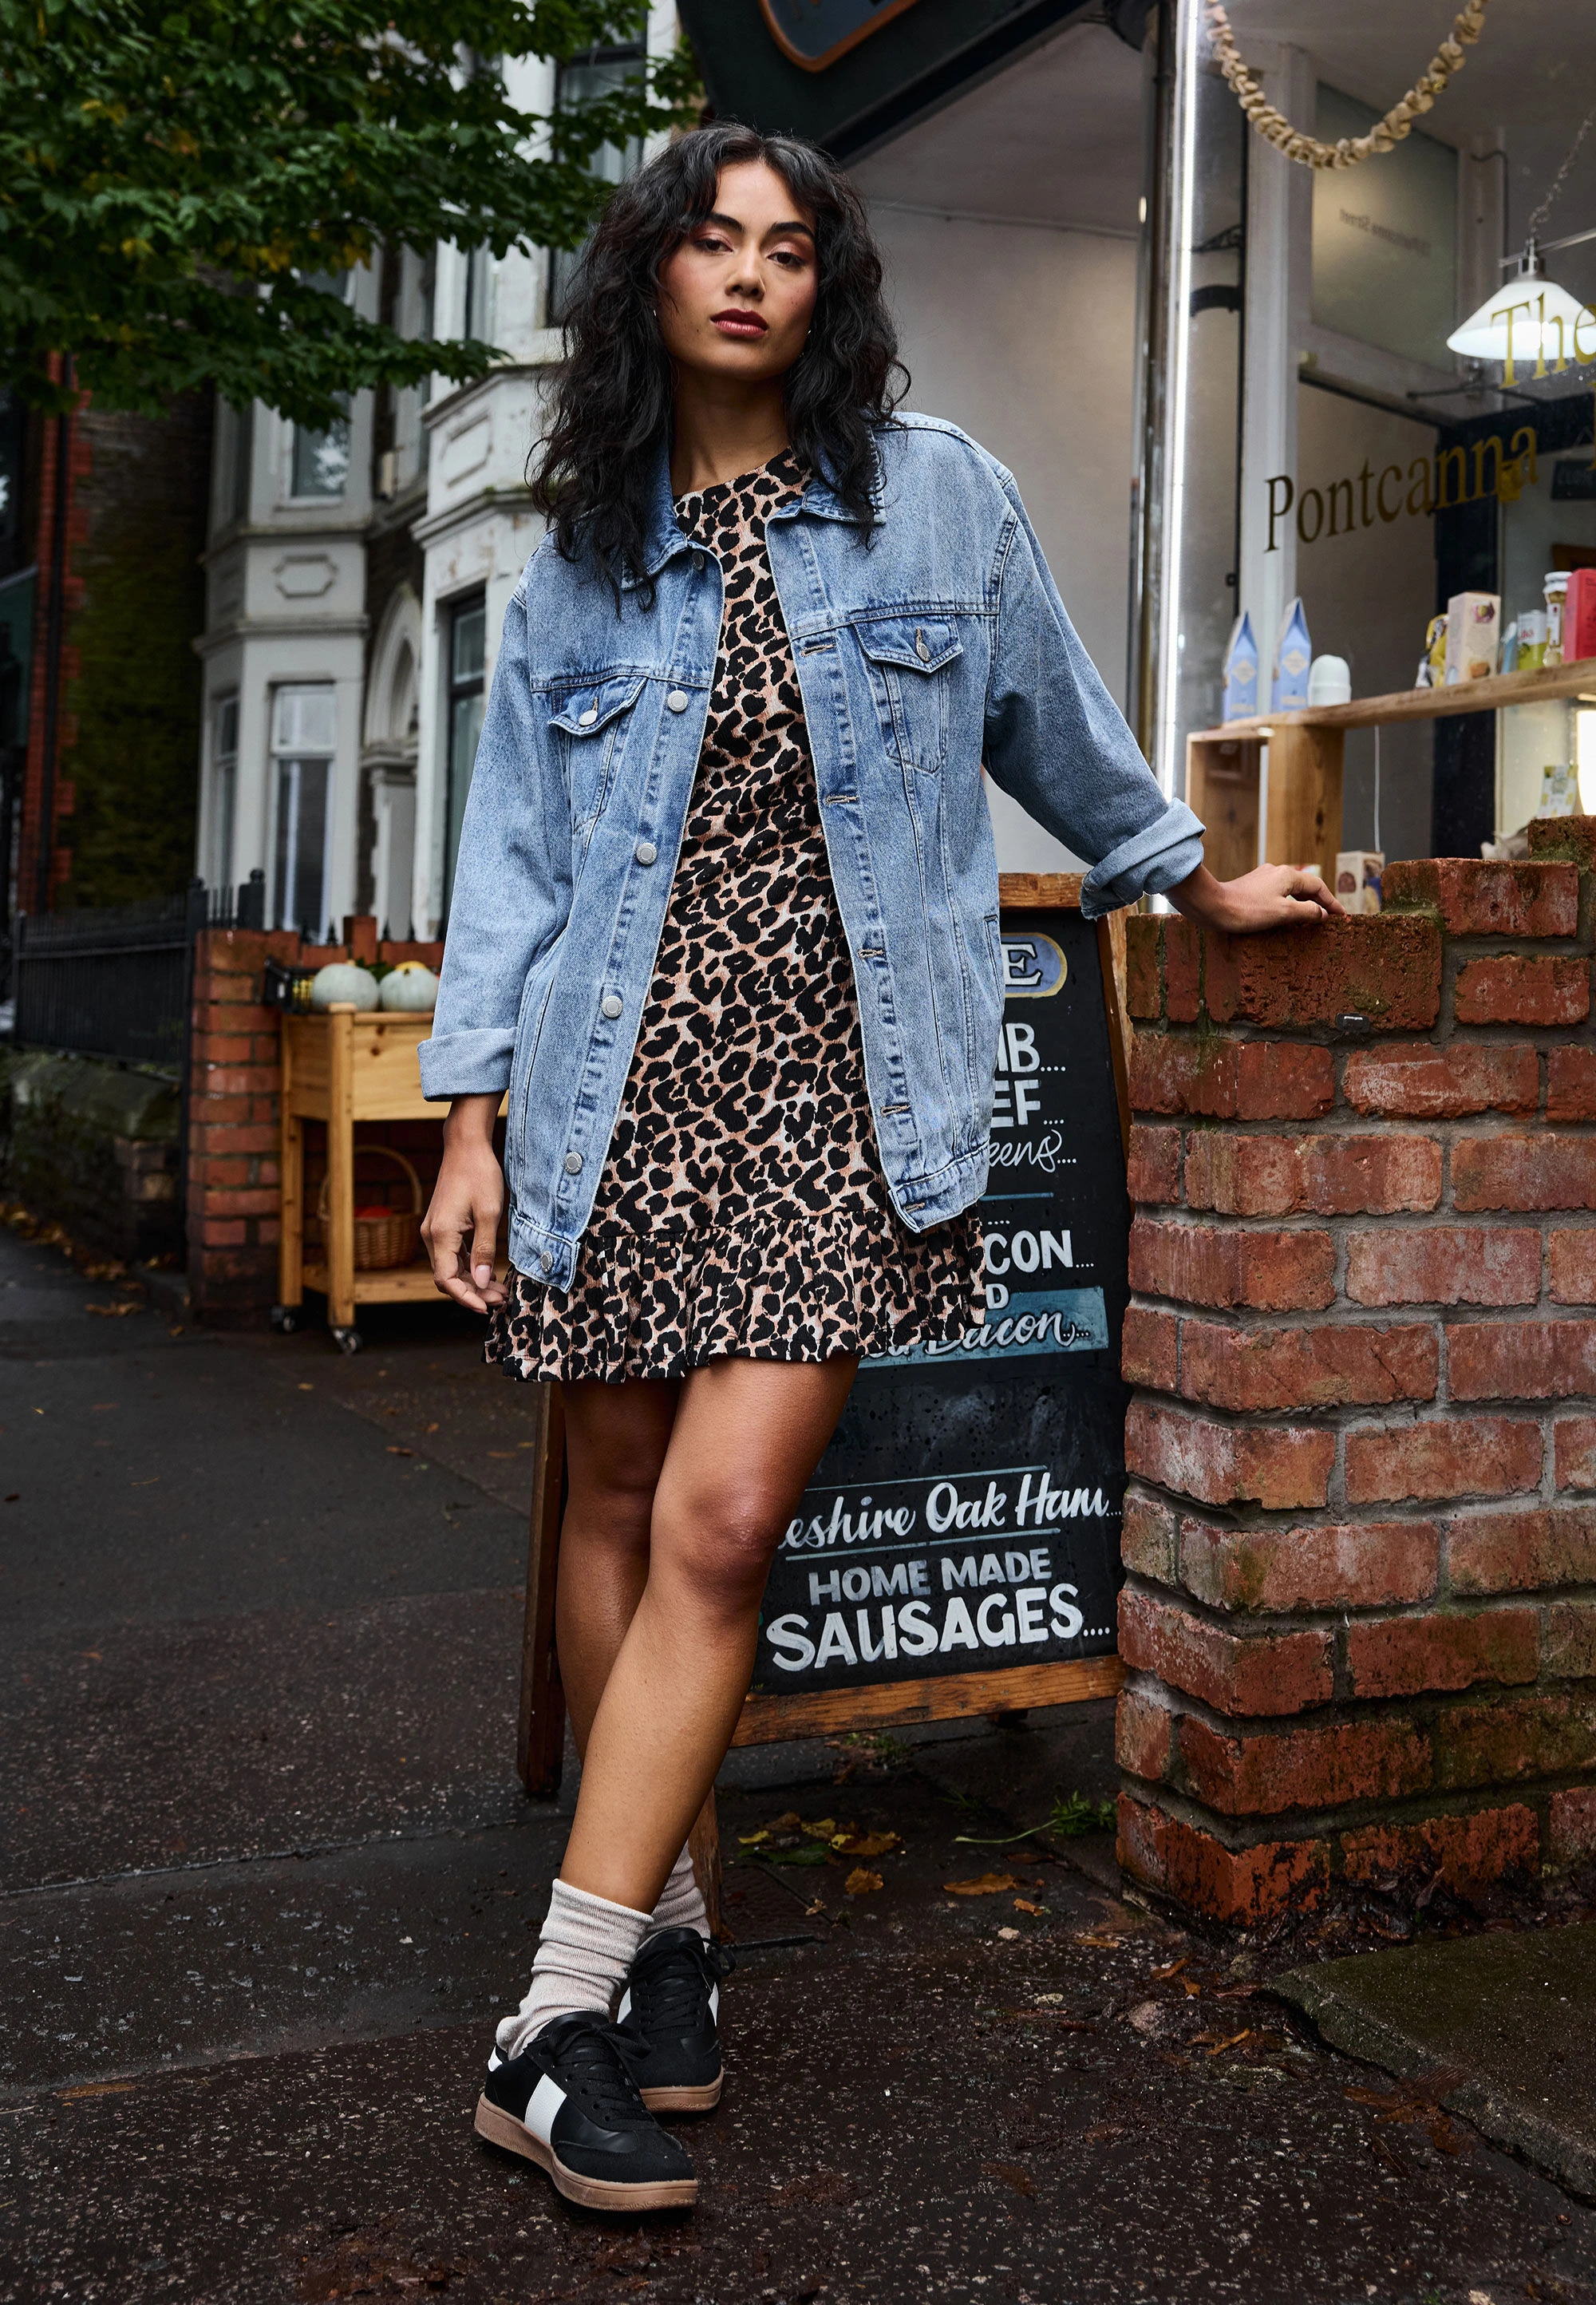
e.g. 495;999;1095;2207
1116;822;1596;1925
188;919;444;1326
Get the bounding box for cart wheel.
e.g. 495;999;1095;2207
331;1325;363;1355
271;1303;300;1335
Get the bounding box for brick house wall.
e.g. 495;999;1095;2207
18;382;211;912
1116;822;1596;1924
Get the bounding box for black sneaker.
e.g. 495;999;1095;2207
613;1927;734;2113
475;2011;697;2211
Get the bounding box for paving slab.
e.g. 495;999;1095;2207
1275;1921;1596;2203
8;1907;1596;2305
1;1587;525;1890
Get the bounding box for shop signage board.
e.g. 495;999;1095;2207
758;0;925;72
517;875;1131;1797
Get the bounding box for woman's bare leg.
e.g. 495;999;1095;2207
555;1378;680;1755
559;1355;856;1913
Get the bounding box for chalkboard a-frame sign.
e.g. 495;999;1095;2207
516;875;1132;1807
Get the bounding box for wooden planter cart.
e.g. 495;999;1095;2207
275;1001;501;1352
1187;654;1596;883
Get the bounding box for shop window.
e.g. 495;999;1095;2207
1146;2;1596;869
444;593;487;915
211;695;239;889
271;685;336;934
548;42;646;324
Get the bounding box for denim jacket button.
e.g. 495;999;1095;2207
600;994;623;1018
690;550;705;571
915;630;931;663
634;840;658;866
577;707;598;726
666;689;690;712
563;1151;583;1174
539;1251;553;1272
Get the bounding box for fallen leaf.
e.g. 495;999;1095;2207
1203;2030;1253;2056
844;1867;883;1897
981;2160;1034;2196
386;1445;414;1457
487;1449;516;1458
58;2080;135;2101
737;1829;770;1846
768;1811;802;1832
1013;1897;1045;1915
85;1301;141;1318
1072;1931;1128;1948
796;1816;838;1839
425;1421;439;1433
834;1830;899;1858
1148;1958;1189;1983
943;1872;1018;1896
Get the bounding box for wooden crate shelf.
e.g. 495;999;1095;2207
1188;655;1596;885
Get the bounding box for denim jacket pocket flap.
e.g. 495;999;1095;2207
548;675;646;737
855;618;962;675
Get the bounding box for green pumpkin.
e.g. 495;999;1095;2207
377;963;440;1013
309;963;381;1012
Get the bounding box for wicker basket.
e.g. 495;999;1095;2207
318;1144;423;1271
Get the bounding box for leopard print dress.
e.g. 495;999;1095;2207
486;451;983;1385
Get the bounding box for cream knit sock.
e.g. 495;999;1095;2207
649;1843;709;1940
496;1879;652;2060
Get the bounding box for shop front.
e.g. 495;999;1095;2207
1140;0;1596;892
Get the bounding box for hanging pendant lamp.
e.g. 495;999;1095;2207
1448;237;1596;382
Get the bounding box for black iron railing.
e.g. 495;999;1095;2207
11;871;265;1072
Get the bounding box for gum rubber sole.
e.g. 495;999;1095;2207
638;2074;722;2113
473;2095;697;2211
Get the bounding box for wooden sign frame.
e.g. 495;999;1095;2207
516;875;1131;1811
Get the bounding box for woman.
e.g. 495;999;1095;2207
420;122;1340;2213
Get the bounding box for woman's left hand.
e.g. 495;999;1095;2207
1169;861;1346;934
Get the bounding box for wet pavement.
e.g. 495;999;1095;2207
5;1213;1596;2303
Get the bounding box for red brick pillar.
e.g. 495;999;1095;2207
1116;830;1596;1923
187;926;298;1325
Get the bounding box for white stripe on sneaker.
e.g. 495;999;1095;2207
709;1984;719;2022
526;2073;566;2145
617;1987;632;2023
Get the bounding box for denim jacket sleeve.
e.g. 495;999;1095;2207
982;477;1204;919
418;579;572;1100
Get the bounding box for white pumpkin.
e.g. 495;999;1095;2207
309;962;381;1012
378;962;440;1013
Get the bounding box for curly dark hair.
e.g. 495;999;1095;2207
530;123;907;599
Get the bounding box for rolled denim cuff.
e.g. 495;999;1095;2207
417;1027;515;1101
1080;801;1206;918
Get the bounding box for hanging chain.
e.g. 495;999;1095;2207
1203;0;1491;172
1528;101;1596;238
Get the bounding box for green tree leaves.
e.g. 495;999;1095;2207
0;0;697;422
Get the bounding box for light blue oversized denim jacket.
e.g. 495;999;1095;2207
421;414;1203;1289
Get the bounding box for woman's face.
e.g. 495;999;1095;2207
657;160;819;385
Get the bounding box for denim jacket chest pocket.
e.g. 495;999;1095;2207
853;617;963;774
548;674;647;839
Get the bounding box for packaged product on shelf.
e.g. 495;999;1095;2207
1565;568;1596;663
1516;610;1549;670
1444;591;1500;683
1414;612;1447;689
1335;850;1384;914
1539;762;1578;816
1307;654;1352;707
1221;610;1258;722
1545;571;1569;666
1271;597;1312;710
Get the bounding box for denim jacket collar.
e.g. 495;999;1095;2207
626;433;878;586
